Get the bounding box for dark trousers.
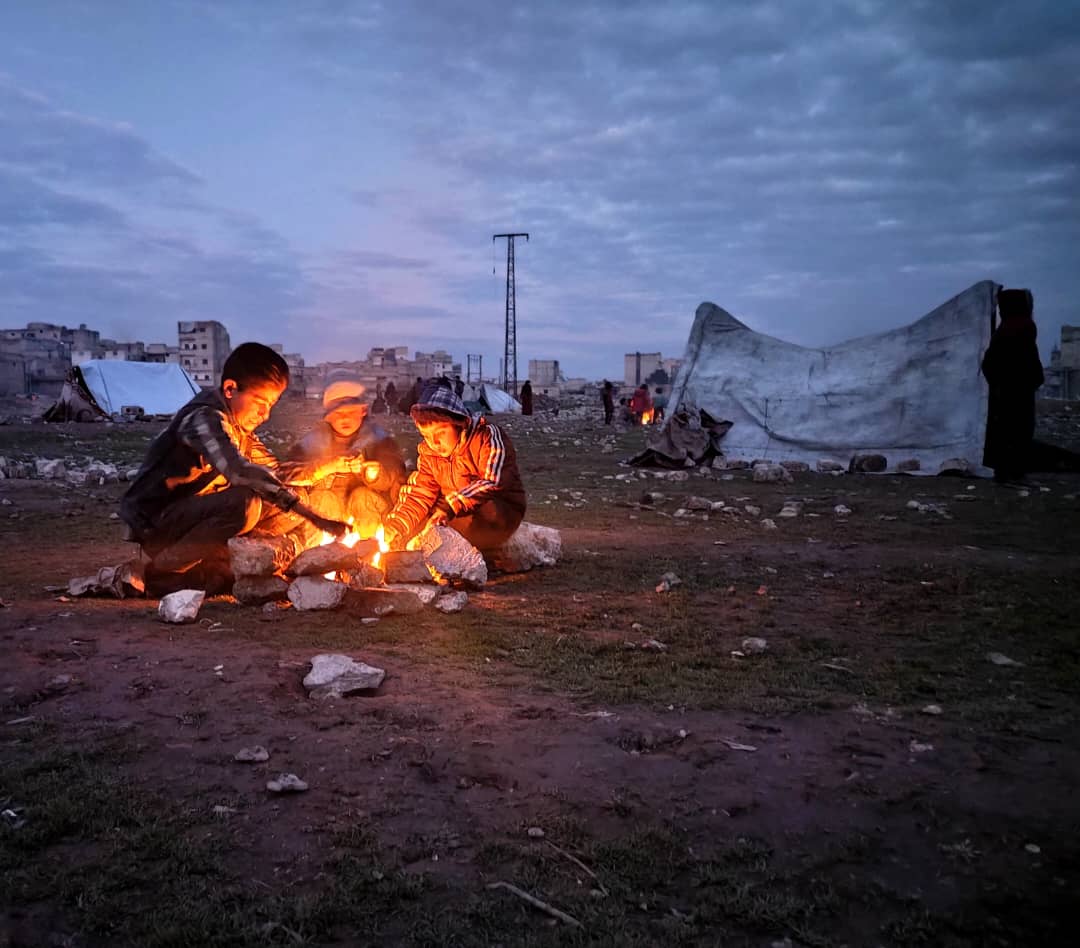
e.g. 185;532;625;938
139;488;306;593
450;498;525;552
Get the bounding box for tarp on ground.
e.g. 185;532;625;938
478;384;521;414
45;360;200;420
665;281;999;474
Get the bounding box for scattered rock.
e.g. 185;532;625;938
420;525;488;587
920;704;943;715
849;454;887;473
527;826;545;839
640;637;668;651
761;518;778;530
158;589;205;623
741;637;768;654
909;740;934;754
834;504;852;516
287;576;348;611
303;653;386;698
752;462;793;483
777;501;802;518
684;495;714;510
435;590;469;613
489;521;563;572
266;773;308;793
1025;843;1041;854
744;504;761;516
655;572;682;592
987;651;1024;667
234;745;270;763
780;460;810;473
816;459;845;473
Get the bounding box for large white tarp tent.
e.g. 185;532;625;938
666;281;998;474
45;360;200;420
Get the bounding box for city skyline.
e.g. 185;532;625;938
1;2;1077;379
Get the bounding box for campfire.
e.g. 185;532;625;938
640;408;655;425
318;521;390;579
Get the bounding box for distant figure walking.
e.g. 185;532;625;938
601;380;615;425
981;288;1044;483
519;380;533;416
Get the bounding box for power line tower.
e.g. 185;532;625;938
466;354;482;384
493;232;528;395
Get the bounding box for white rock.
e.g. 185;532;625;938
234;745;270;762
527;826;545;839
834;504;852;516
489;522;562;573
742;637;768;653
816;459;845;473
752;462;792;484
920;704;943;715
986;651;1024;667
744;504;761;516
266;773;308;793
303;653;386;698
909;740;934;754
382;582;440;605
777;501;802;518
434;590;469;613
228;535;293;578
420;525;488;587
157;589;205;623
761;518;778;530
287;576;347;611
36;458;66;479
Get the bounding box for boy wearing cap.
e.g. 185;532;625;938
281;375;407;537
120;342;313;595
382;385;526;553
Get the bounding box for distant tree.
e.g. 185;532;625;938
645;367;669;386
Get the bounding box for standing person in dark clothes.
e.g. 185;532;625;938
120;343;331;596
281;375;407;537
383;380;398;412
519;379;533;415
382;386;526;554
454;375;465;398
981;288;1045;483
601;380;615;425
399;376;424;413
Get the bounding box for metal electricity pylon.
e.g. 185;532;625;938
493;232;528;395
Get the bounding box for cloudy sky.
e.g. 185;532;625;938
1;1;1077;381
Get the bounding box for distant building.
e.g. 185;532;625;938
178;320;231;389
624;351;663;386
528;359;562;387
270;344;306;396
1045;325;1080;400
0;352;26;396
144;343;180;364
0;323;70;395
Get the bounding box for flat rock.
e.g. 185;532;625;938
420;525;488;587
158;589;205;623
849;454;887;473
233;575;289;605
489;522;562;573
266;773;308;793
383;582;440;605
287;576;348;610
434;590;469;613
303;653;386;698
228;535;294;577
288;539;379;577
234;745;270;763
345;586;425;616
381;550;431;584
752;462;792;483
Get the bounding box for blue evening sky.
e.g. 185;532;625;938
2;1;1077;379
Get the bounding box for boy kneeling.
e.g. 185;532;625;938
120;343;318;596
382;386;526;554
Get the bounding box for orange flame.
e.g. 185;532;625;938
640;408;655;425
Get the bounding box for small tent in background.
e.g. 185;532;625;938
664;281;998;474
478;383;522;414
45;361;200;422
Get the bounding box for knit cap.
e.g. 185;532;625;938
411;383;469;420
322;376;367;416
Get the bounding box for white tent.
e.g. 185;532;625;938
666;281;998;474
46;361;200;421
479;383;522;414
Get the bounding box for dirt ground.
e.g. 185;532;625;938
1;402;1079;947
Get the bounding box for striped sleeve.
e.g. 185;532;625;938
178;406;297;506
445;424;506;514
